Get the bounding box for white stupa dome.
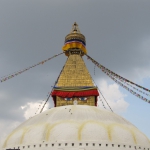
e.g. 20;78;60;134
3;105;150;150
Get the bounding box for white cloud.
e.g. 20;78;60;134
97;80;129;113
0;99;50;148
21;100;49;120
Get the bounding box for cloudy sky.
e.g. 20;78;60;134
0;0;150;146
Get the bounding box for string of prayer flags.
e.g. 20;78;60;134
86;54;150;93
118;78;150;97
1;52;64;83
86;54;150;104
106;72;150;104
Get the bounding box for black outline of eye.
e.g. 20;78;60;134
64;98;72;101
79;97;87;101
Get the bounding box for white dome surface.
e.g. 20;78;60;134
3;105;150;150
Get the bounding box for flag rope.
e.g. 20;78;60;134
86;54;150;104
106;71;150;103
91;78;113;112
39;58;68;113
86;54;150;93
0;52;64;83
118;78;150;97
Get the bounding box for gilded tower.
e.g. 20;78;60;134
51;23;99;107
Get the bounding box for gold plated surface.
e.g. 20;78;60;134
56;96;95;107
56;54;94;87
70;22;81;33
64;22;86;44
65;33;86;43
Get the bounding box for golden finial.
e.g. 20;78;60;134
65;22;85;44
62;22;87;56
70;22;81;33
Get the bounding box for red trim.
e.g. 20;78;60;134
52;96;56;107
96;96;98;106
51;89;99;98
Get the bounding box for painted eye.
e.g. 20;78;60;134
64;98;72;101
79;97;87;101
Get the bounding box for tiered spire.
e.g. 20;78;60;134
62;22;87;56
51;23;99;107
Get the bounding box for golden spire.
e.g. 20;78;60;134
51;23;99;107
54;54;97;107
56;54;94;87
57;23;93;86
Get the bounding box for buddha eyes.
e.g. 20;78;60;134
64;98;72;101
79;97;87;101
64;97;87;101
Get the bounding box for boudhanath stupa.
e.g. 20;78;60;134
3;23;150;150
